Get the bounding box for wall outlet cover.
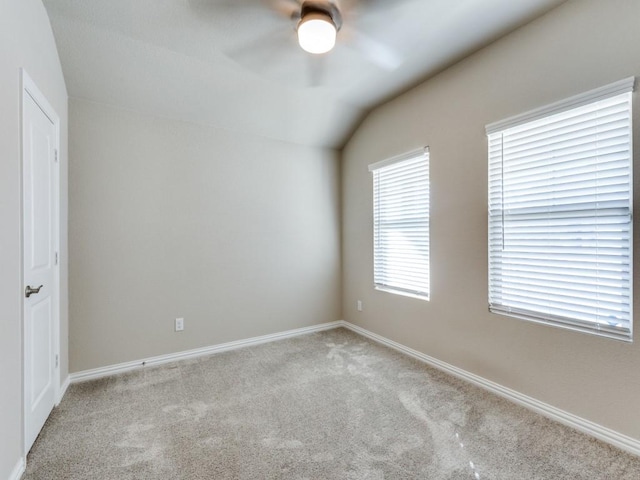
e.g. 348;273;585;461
175;317;184;332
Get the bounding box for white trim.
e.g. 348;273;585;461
21;69;62;456
70;321;342;383
485;76;635;134
490;307;633;343
8;457;25;480
21;70;58;124
339;321;640;457
375;286;429;302
368;146;428;172
57;376;70;405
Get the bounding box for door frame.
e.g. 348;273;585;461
21;69;61;454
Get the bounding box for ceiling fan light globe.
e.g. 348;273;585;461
297;13;336;54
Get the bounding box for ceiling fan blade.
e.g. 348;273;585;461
225;28;300;77
226;26;292;58
188;0;300;20
337;0;416;12
187;0;260;16
346;28;403;71
266;0;303;18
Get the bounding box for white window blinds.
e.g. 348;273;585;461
369;148;429;299
487;78;634;341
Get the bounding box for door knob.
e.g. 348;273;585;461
25;285;43;298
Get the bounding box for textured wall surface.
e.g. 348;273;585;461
69;99;341;372
0;0;69;477
342;0;640;440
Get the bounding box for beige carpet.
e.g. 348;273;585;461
23;328;640;479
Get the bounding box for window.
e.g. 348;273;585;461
487;78;634;341
369;147;430;299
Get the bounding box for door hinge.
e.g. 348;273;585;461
55;251;59;265
54;149;58;163
55;354;59;368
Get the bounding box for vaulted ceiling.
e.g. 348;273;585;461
43;0;566;148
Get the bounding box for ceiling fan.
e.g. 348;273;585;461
294;1;342;54
191;0;406;86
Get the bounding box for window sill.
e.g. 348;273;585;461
375;286;429;302
489;307;632;343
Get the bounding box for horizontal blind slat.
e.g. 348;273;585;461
373;149;430;298
487;90;632;339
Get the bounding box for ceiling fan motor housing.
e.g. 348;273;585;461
298;1;342;31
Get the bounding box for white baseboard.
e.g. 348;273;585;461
57;375;70;405
8;457;25;480
339;320;640;457
70;321;343;383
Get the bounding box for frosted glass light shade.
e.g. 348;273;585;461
297;13;336;54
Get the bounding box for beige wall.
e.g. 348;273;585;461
69;98;341;372
0;0;69;477
342;0;640;440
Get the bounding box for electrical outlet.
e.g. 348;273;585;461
357;300;363;312
175;317;184;332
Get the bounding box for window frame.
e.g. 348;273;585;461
486;78;635;341
369;147;430;300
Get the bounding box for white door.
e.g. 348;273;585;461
23;77;58;452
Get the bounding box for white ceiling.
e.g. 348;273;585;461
43;0;566;148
